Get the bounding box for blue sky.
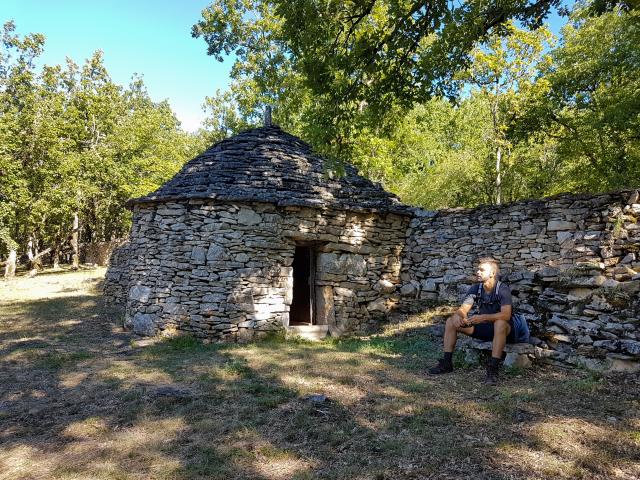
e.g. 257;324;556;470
3;1;572;133
3;0;232;132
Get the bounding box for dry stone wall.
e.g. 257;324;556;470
105;186;640;371
81;239;127;266
103;241;131;305
104;200;409;341
401;189;640;371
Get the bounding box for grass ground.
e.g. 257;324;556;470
0;269;639;480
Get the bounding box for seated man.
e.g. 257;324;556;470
428;257;515;385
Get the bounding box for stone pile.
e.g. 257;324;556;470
458;339;536;368
401;190;640;372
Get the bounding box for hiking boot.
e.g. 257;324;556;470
484;362;499;386
428;358;453;375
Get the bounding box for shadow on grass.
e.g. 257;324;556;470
1;304;639;479
0;294;128;353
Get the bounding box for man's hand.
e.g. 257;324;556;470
452;314;469;328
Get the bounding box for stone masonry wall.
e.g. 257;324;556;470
81;239;127;267
401;189;640;371
104;200;409;341
103;240;131;307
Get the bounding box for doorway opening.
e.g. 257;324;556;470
290;246;316;325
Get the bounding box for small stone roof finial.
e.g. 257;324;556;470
264;105;272;127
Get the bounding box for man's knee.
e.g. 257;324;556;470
445;315;458;329
494;320;510;336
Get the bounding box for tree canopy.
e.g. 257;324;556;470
194;0;563;144
517;4;640;191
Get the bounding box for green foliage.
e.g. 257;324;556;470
192;0;311;136
193;1;639;210
565;370;603;392
453;350;473;370
363;97;495;209
459;22;555;204
3;1;639;268
150;334;204;353
36;350;93;370
517;4;640;191
273;0;559;145
0;227;18;251
222;358;254;378
347;22;560;209
0;22;200;263
193;0;560;159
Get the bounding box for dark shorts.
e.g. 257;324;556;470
471;320;516;343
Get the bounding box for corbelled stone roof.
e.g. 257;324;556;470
129;125;412;216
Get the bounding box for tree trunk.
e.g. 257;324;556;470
27;237;34;265
72;212;80;269
26;237;37;276
27;235;45;273
496;145;502;205
53;247;60;269
33;237;43;270
4;249;17;277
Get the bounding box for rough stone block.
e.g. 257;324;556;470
129;285;152;303
400;282;418;297
156;208;184;216
162;302;185;315
562;275;606;288
368;297;389;312
547;220;577;231
235;252;250;263
621;340;640;356
607;354;640;373
133;313;156;336
464;348;482;364
375;279;396;293
556;231;573;243
420;278;437;292
237;208;262;226
504;352;532;368
203;293;226;303
334;287;355;297
191;246;207;264
318;252;366;276
207;244;227;261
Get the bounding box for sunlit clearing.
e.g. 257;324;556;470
63;417;110;439
253;444;316;480
60;370;90;388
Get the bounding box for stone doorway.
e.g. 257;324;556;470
290;245;316;325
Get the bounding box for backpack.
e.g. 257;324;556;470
511;313;530;343
475;282;530;343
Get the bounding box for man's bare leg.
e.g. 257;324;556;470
444;315;474;353
429;315;474;374
491;320;511;358
486;320;512;385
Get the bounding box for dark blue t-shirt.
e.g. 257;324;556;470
462;282;512;315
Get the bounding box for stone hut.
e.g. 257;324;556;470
104;125;413;341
